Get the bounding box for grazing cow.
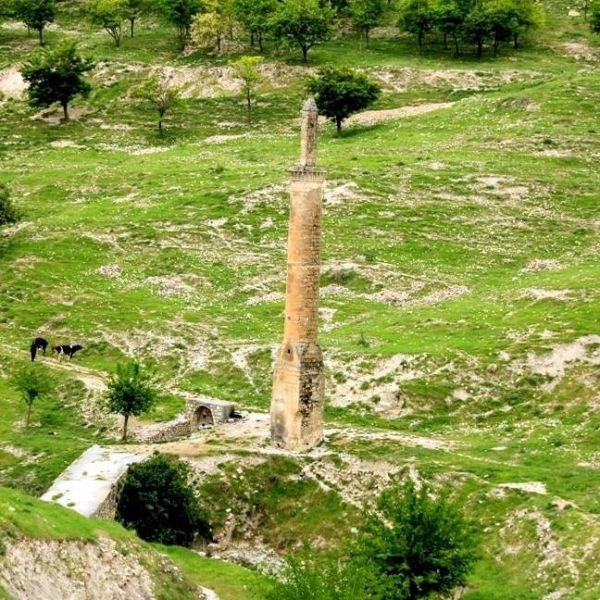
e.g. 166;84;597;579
30;337;48;362
53;344;84;359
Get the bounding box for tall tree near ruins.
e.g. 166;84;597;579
105;361;156;441
160;0;201;49
90;0;128;47
270;0;335;62
21;42;94;122
307;66;381;133
230;55;263;122
12;0;55;45
349;0;385;47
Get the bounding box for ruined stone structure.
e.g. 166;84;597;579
271;98;326;452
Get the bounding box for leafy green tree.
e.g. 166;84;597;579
397;0;433;49
270;0;335;62
105;360;156;440
357;481;477;600
21;42;94;122
461;1;490;56
592;0;600;32
190;11;224;51
233;0;276;51
307;66;381;133
508;0;543;48
116;453;212;546
0;185;20;228
124;0;144;36
136;74;182;134
230;55;263;121
12;365;53;427
349;0;385;47
12;0;55;45
161;0;201;49
431;0;466;54
90;0;128;47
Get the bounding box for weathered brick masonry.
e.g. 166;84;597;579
271;99;325;451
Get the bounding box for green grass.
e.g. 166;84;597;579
1;0;599;597
0;485;273;599
159;546;273;600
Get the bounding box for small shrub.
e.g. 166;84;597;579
116;453;212;546
0;185;20;227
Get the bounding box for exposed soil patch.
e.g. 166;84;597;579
0;537;156;600
346;102;454;127
526;335;600;379
373;67;541;93
0;66;26;100
560;42;600;62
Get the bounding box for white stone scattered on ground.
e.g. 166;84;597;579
498;481;547;495
345;102;454;127
0;67;26;100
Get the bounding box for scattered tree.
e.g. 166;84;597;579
190;11;225;51
116;453;212;546
160;0;201;49
124;0;144;36
0;185;20;228
270;0;335;62
461;1;490;56
136;74;182;134
11;365;53;427
230;55;263;121
21;42;94;122
349;0;385;47
105;360;156;440
90;0;128;47
233;0;276;51
397;0;433;49
592;0;600;32
190;0;235;52
357;481;478;600
430;0;465;54
12;0;55;45
307;66;381;133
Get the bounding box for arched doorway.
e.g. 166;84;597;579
192;405;214;429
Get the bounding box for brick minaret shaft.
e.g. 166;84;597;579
270;98;325;451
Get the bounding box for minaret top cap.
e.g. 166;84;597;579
292;98;322;178
302;97;318;112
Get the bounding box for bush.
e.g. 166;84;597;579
307;66;381;133
0;185;20;227
356;481;478;599
116;453;212;546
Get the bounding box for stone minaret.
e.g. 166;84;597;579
270;98;325;452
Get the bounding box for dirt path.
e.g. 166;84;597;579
0;343;107;392
346;102;455;127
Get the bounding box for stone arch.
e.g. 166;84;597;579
191;405;214;429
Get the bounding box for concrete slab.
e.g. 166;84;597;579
41;445;148;517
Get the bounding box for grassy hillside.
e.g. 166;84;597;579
0;0;599;598
0;485;272;599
